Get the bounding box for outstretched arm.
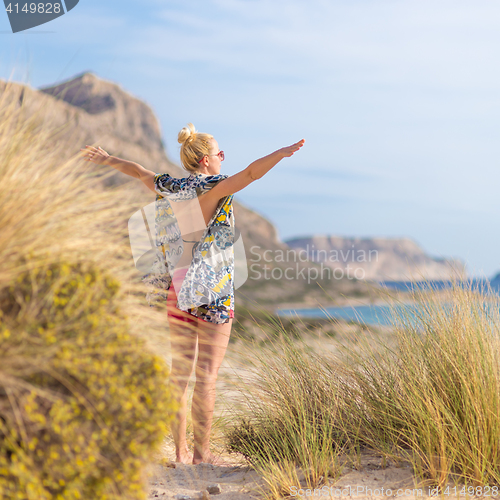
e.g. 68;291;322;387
206;139;305;200
80;145;156;193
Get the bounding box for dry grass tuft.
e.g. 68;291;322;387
225;279;500;497
0;79;177;499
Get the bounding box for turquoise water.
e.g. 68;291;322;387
275;279;500;327
275;303;419;327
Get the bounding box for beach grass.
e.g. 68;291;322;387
224;334;349;499
348;280;500;489
224;279;500;497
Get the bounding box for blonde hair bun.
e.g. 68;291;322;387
178;122;196;145
177;123;214;173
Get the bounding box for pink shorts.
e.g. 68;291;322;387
167;267;234;325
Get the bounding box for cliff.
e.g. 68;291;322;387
284;235;465;281
39;71;184;180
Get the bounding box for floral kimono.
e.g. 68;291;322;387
141;172;237;324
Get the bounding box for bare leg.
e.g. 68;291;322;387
192;317;232;465
168;312;198;464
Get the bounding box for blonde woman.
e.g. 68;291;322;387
81;124;305;465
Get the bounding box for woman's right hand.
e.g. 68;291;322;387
80;145;111;165
279;139;305;157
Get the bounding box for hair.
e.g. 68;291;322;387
177;123;214;173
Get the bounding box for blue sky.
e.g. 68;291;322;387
1;0;499;277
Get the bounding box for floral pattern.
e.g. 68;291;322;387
141;172;236;324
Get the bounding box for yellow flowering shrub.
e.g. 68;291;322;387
0;259;177;500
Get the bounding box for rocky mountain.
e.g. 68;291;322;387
39;72;184;179
0;72;466;311
284;235;465;281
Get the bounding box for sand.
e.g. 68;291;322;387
145;447;480;499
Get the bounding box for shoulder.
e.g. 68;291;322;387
154;172;173;189
154;173;194;194
201;173;229;188
191;173;229;196
154;172;178;187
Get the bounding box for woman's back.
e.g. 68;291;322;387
170;195;212;269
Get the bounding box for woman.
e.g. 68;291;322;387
81;124;305;465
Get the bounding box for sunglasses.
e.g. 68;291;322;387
198;151;224;163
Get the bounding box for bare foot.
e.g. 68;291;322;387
192;452;232;467
175;448;193;464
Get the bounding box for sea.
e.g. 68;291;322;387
275;278;500;327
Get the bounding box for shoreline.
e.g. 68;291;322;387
271;285;486;319
272;291;411;317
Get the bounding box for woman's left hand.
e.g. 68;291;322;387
80;145;111;165
278;139;305;158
